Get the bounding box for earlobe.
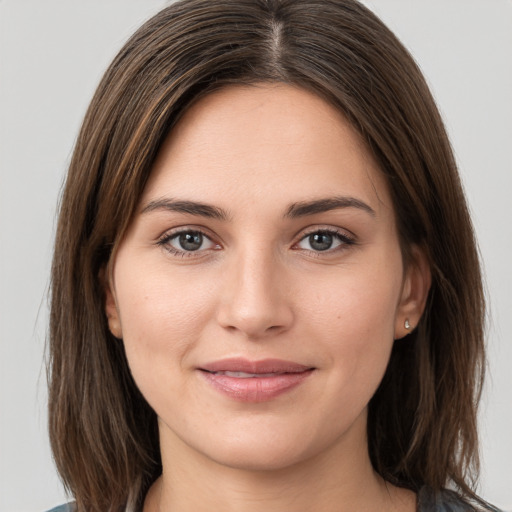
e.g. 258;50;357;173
102;268;123;339
395;246;431;340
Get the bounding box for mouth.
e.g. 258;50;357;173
206;371;292;378
198;358;315;402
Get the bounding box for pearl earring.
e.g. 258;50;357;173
404;319;411;330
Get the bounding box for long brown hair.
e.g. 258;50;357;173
48;1;486;510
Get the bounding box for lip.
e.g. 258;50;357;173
198;358;315;403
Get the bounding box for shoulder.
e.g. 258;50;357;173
45;504;76;512
418;486;503;512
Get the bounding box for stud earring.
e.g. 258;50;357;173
404;319;411;330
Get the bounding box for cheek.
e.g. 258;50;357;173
299;261;402;386
304;270;401;340
113;260;217;384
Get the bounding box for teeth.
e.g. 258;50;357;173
216;371;281;378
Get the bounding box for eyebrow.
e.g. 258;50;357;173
141;198;229;220
285;196;376;218
141;195;375;221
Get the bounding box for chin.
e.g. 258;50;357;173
187;416;354;474
204;438;314;473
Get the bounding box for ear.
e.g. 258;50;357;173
100;267;123;339
394;245;431;339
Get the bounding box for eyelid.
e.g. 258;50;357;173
156;224;219;242
296;224;356;242
292;226;357;253
154;224;356;258
156;226;221;257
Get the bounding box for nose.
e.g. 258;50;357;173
216;248;294;339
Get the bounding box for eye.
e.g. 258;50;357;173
173;231;206;251
158;229;219;256
296;229;354;252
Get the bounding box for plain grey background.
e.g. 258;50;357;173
0;1;511;511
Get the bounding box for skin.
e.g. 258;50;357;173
106;84;430;512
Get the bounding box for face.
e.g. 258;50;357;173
106;84;429;472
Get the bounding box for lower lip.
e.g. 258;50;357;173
199;370;314;403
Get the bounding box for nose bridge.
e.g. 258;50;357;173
217;242;292;338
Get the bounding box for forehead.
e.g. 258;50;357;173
143;84;392;216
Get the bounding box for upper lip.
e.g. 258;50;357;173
199;358;313;374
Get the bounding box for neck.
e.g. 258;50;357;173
144;414;415;512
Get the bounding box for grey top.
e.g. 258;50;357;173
46;487;502;512
418;487;485;511
46;506;74;512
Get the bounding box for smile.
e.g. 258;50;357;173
198;358;315;402
211;371;288;378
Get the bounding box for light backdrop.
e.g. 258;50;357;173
1;1;510;510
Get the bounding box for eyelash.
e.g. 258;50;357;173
156;227;356;258
294;228;356;258
157;228;219;258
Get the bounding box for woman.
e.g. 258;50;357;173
47;1;500;511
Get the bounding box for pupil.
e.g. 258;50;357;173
179;232;203;251
310;232;333;251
